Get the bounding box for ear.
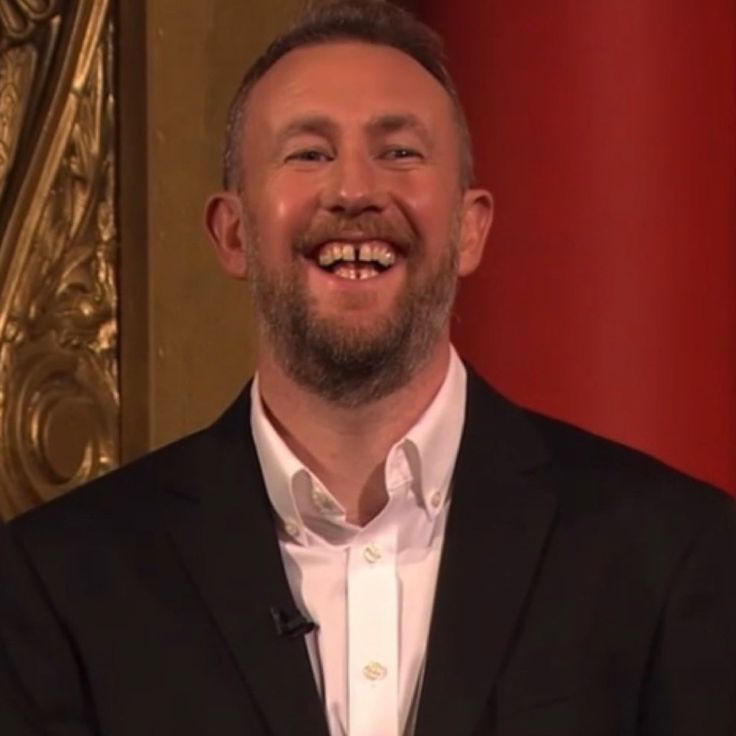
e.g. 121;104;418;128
204;191;249;279
456;188;494;277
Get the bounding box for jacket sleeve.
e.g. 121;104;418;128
0;522;98;735
639;499;736;735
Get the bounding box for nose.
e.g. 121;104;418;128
320;150;387;217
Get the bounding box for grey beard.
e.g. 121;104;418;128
249;251;458;407
244;215;460;407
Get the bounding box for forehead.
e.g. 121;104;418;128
242;41;458;142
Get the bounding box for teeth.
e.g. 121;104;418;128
331;264;381;280
376;247;395;267
334;264;357;279
316;242;397;269
341;244;356;262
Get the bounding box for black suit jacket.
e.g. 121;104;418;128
0;373;735;735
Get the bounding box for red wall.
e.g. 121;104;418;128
422;0;736;494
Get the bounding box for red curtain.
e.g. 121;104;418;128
421;0;736;495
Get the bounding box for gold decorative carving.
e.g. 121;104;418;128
0;1;57;44
0;0;117;519
0;45;36;198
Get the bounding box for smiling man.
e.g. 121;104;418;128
1;2;735;735
204;34;491;530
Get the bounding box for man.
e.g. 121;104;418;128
1;1;735;734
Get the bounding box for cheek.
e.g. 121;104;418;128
246;178;319;256
400;179;461;250
269;175;317;215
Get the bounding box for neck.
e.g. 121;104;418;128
257;337;452;525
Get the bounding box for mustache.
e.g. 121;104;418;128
293;215;417;256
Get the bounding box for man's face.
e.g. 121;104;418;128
218;41;490;404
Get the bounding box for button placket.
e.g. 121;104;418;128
347;528;399;736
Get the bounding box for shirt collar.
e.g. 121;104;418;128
399;347;466;518
251;381;309;543
250;347;467;540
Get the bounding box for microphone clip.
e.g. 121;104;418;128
270;606;317;639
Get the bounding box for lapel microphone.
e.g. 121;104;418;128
269;606;317;639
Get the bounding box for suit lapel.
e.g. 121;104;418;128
415;373;558;736
159;389;329;736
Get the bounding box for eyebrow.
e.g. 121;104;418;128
272;112;433;150
273;115;339;150
365;113;433;147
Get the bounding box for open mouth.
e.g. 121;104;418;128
313;241;398;281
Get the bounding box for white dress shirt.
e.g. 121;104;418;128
250;348;467;736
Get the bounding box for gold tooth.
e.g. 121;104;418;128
341;244;356;262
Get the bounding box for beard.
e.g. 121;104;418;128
244;212;460;408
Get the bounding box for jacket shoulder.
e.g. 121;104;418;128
9;385;253;543
8;427;207;546
523;409;734;528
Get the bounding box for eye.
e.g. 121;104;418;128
285;149;332;163
381;147;423;161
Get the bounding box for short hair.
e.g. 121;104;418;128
222;0;474;191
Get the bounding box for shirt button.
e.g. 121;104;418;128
362;661;387;681
363;544;382;563
430;491;442;509
284;519;300;538
310;487;338;516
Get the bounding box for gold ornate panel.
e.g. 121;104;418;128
0;0;118;519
